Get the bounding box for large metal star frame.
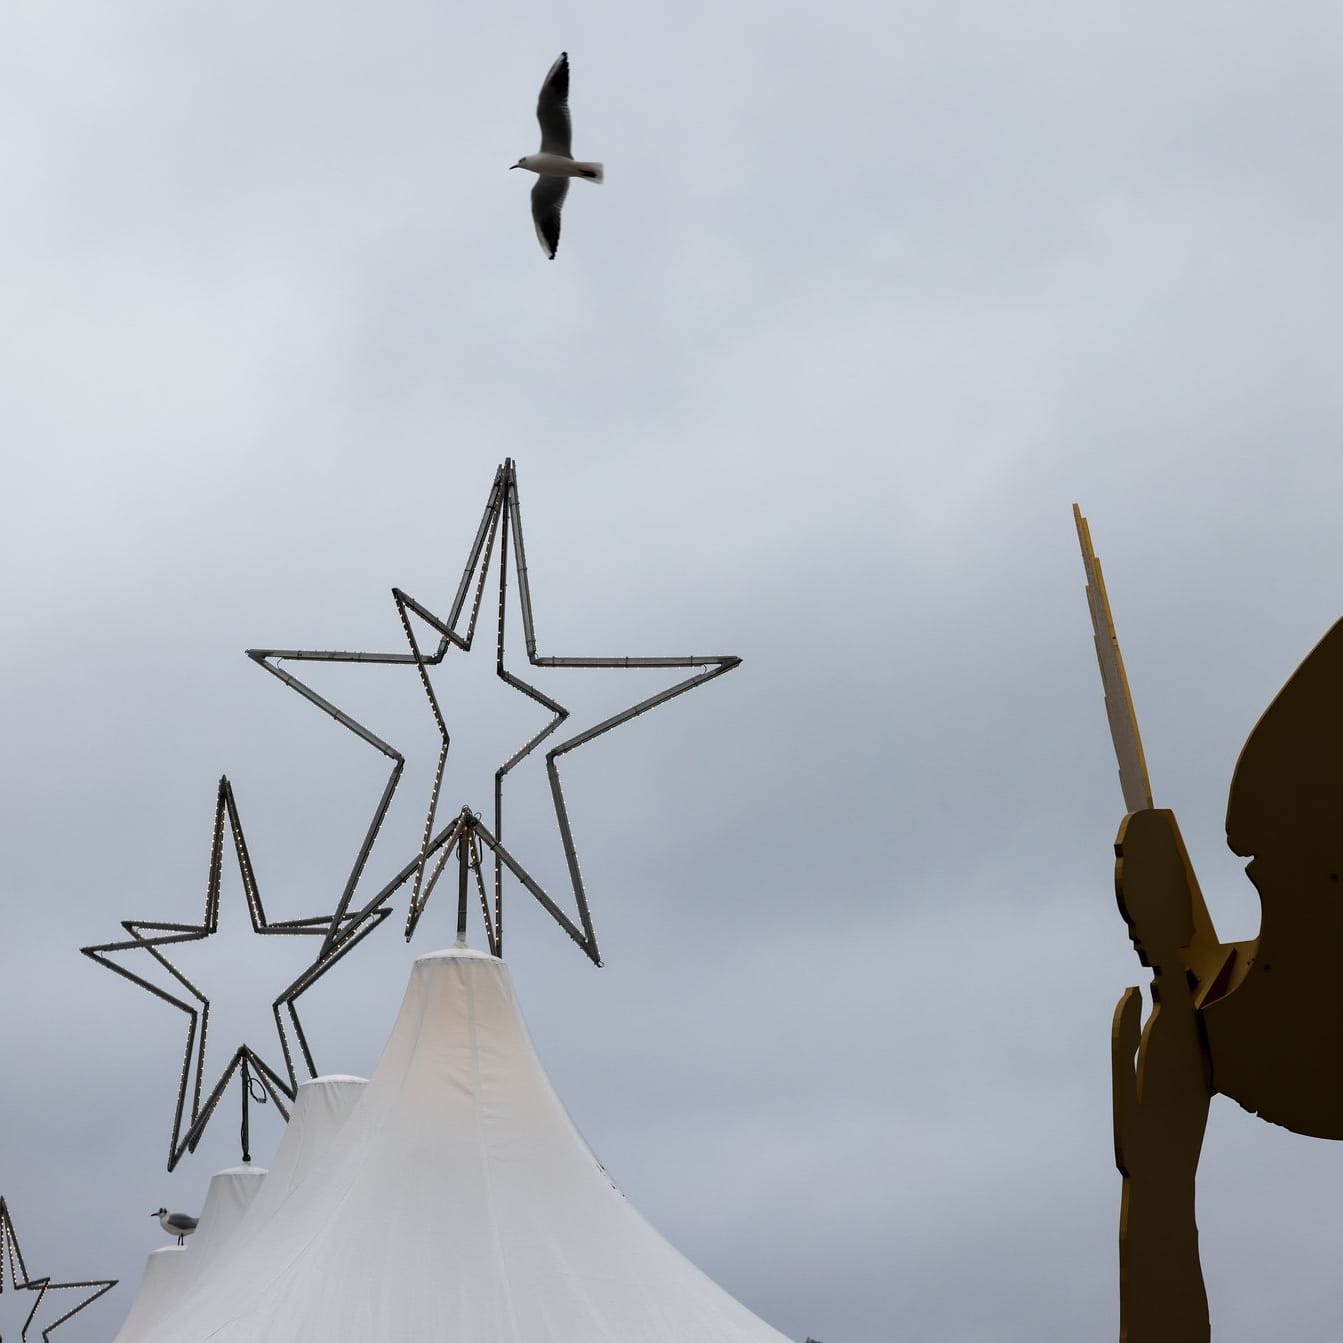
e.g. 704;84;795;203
81;777;391;1171
248;457;740;965
0;1197;115;1342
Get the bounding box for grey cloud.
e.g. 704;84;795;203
5;2;1343;1340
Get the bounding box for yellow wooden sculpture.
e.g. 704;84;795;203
1075;505;1343;1341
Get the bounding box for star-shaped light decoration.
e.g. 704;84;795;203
248;458;740;965
81;777;391;1171
0;1197;115;1342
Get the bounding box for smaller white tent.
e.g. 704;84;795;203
112;1075;367;1342
112;1167;265;1343
110;1246;185;1343
180;1166;267;1286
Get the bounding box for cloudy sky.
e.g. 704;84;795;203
4;2;1343;1339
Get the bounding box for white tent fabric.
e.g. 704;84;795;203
134;948;789;1342
240;1075;368;1210
182;1166;267;1284
113;1075;368;1342
110;1247;186;1343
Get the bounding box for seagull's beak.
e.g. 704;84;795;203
508;164;519;169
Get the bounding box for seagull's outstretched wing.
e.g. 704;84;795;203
531;175;569;259
536;52;572;157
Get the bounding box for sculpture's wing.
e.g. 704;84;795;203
1226;618;1343;858
1201;617;1343;1137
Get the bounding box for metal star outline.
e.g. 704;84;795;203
81;777;391;1170
0;1197;115;1342
247;458;740;965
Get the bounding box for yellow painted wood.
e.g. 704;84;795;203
1074;505;1223;976
1074;505;1154;814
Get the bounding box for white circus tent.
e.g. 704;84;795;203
123;948;789;1343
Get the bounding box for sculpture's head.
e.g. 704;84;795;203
1115;809;1197;975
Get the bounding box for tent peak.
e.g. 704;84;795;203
415;947;499;965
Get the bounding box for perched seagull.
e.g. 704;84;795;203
150;1208;198;1246
510;52;604;259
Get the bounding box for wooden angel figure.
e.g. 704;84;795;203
1076;506;1343;1342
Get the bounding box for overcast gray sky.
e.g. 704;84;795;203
4;2;1343;1339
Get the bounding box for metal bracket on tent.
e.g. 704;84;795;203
0;1196;116;1338
396;803;599;957
246;458;740;966
81;776;392;1171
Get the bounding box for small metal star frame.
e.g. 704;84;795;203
248;457;741;965
81;777;391;1171
0;1197;115;1342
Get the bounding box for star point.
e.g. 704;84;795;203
0;1198;115;1342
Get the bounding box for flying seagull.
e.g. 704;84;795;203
150;1207;198;1246
510;52;604;259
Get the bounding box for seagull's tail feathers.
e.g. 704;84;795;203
573;161;604;183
